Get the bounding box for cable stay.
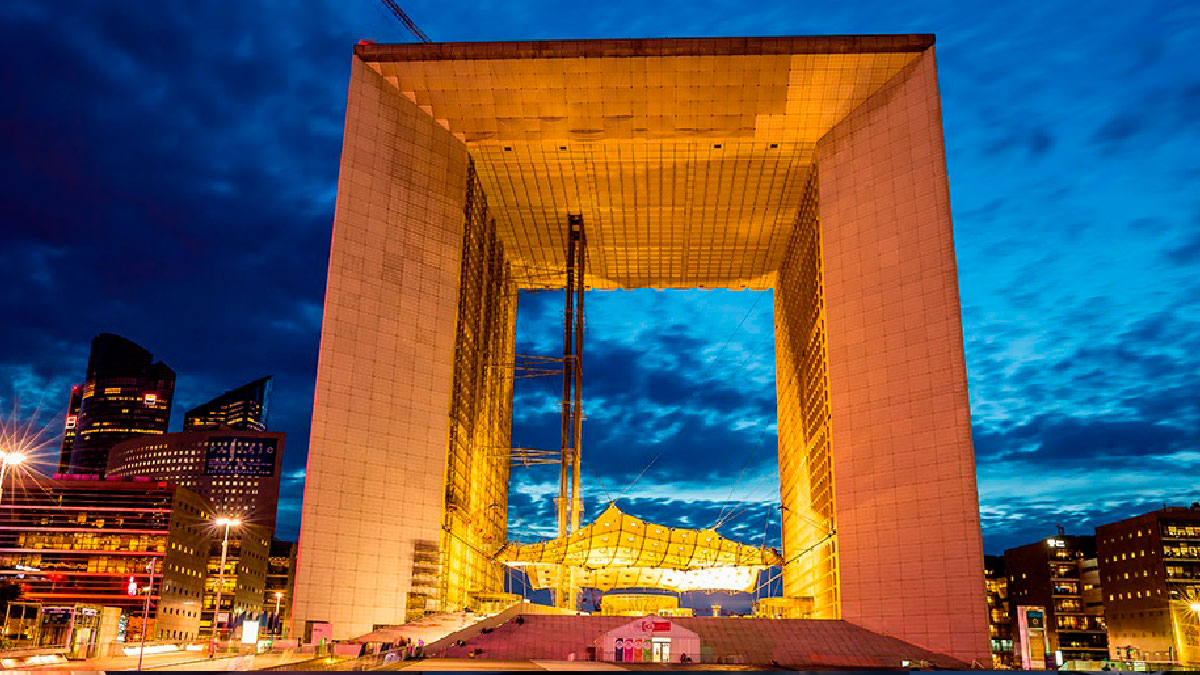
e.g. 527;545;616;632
616;291;772;502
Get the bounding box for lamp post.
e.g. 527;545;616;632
137;559;157;671
0;451;26;507
274;591;283;636
209;517;241;658
1186;603;1200;666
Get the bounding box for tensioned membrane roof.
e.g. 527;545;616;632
358;36;932;289
495;504;783;592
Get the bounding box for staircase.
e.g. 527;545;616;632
353;610;498;648
436;614;968;668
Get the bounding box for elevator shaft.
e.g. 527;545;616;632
557;214;585;609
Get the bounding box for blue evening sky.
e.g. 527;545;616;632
1;1;1197;554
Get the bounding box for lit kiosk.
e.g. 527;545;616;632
599;618;701;664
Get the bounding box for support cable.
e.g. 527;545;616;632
616;291;769;501
705;327;777;527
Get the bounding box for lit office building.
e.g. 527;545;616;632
0;475;211;642
106;429;283;640
57;333;175;476
265;539;297;636
1097;504;1200;666
201;526;269;639
107;429;284;528
984;555;1013;667
1006;533;1108;666
184;377;272;432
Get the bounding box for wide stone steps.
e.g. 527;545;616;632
437;614;964;668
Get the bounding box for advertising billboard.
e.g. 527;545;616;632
1016;605;1047;670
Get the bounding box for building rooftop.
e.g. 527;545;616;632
353;35;937;289
356;34;934;61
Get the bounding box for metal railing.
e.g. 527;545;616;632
260;648;408;671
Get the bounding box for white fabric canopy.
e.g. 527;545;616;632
496;504;781;592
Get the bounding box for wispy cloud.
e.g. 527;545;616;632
1;0;1196;556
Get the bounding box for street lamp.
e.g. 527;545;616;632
136;559;157;671
209;517;241;658
0;451;26;507
1190;603;1200;613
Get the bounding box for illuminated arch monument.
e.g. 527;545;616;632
294;35;989;662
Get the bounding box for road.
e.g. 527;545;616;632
383;658;627;671
24;648;314;671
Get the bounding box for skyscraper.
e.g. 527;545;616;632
55;384;83;474
184;376;272;432
58;333;175;476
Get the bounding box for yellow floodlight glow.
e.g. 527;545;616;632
1190;602;1200;613
497;504;781;592
215;517;242;527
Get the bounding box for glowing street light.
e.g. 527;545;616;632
209;517;241;658
136;559;157;671
1190;602;1200;613
0;451;27;507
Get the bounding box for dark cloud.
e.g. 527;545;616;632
975;415;1192;468
3;0;1198;560
982;491;1200;554
982;126;1055;159
0;0;360;511
1090;112;1142;149
507;490;781;551
1164;209;1200;264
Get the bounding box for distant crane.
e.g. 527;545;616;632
379;0;432;43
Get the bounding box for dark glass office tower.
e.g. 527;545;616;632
59;333;175;476
55;384;84;474
184;376;272;431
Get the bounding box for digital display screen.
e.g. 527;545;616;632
205;436;277;476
